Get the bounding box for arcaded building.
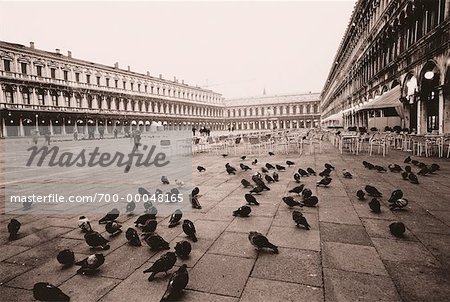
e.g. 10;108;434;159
0;41;225;137
321;0;449;134
225;93;321;131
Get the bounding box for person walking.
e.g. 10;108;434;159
113;128;118;139
44;130;51;145
192;126;197;136
73;130;78;141
31;129;39;145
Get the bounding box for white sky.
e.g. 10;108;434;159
0;1;356;98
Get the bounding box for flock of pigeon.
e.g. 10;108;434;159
5;151;442;301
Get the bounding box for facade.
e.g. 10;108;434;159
0;41;225;137
321;0;450;134
225;93;321;131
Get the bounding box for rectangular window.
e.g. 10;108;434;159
21;62;27;75
22;92;30;105
38;93;45;105
64;70;68;81
76;97;81;107
36;65;42;76
6;91;13;103
64;96;70;107
50;68;56;79
3;60;11;72
52;95;58;106
145;85;147;93
75;73;80;82
106;78;110;87
86;74;90;84
115;80;118;88
130;83;134;91
97;77;101;86
138;84;141;92
123;81;126;89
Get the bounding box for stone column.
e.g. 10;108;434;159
19;118;24;137
438;88;444;134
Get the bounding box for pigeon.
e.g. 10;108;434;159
8;218;21;240
182;220;198;242
240;163;252;171
126;201;136;214
375;165;387;173
222;154;229;158
190;195;202;209
298;168;309;177
405;165;412;173
388;190;403;203
319;168;332;177
317;177;332;187
404;156;411;163
57;249;75;266
292;211;310;230
191;187;200;197
293;173;301;183
324;163;335;170
75;253;105;274
175;179;185;187
342;169;353;179
411;159;419;166
365;185;382;197
369;198;381;213
241;156;247;160
105;221;122;236
268;151;275;156
138;187;152;197
197;165;206;172
171;187;180;196
147;206;158;219
126;228;141;246
233;205;252;217
289;185;305;194
245;193;260;205
135;214;154;227
249;186;264;194
98;208;120;224
248;231;278;253
33;283;70;302
388;164;403;173
430;163;440;172
389;198;409;211
401;171;409;180
252;159;258;165
261;167;269;173
272;172;279;182
266;163;275;170
418;167;430;176
84;231;110;250
389;222;406;237
226;163;237;175
160;264;189;301
302;188;313;199
78;216;92;233
143;252;177;281
282;196;301;207
22;199;33;210
276;164;286;171
417;162;427;169
169;209;183;228
265;174;275;183
362;161;375;170
286;160;295;166
241;179;253;188
142;219;158;234
251;175;270;191
161;176;170;184
302;196;319;207
307;168;316;175
408;173;419;184
356;190;365;200
144;234;170;250
174;241;192;259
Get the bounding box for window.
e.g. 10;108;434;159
21;62;27;75
97;77;101;86
38;92;45;105
115;80;118;88
36;65;42;76
75;72;80;82
50;68;56;79
123;81;126;89
22;92;31;105
76;96;82;107
86;74;90;84
3;60;11;72
64;70;68;81
138;84;141;92
130;83;134;91
106;78;110;87
145;85;147;93
52;94;58;106
5;88;14;103
64;96;70;107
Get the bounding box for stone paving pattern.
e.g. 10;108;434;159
1;139;450;301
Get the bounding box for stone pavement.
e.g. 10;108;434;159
1;139;450;301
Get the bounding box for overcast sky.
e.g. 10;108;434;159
0;1;355;99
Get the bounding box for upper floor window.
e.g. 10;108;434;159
36;65;42;77
50;68;56;79
37;91;45;105
138;84;141;92
123;81;126;89
130;83;134;91
106;78;110;87
115;79;118;88
64;70;69;81
75;72;80;82
144;85;147;93
86;74;91;84
76;96;82;107
21;62;27;75
51;94;58;106
5;87;14;103
22;91;31;105
3;59;11;72
97;76;101;86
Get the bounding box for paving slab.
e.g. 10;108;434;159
320;222;373;246
361;218;418;241
209;231;257;259
240;277;323;302
226;216;272;234
0;262;32;284
59;275;121;302
268;226;320;251
0;286;34;302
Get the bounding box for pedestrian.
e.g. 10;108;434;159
133;129;141;151
31;129;39;145
98;125;104;139
73;130;78;141
113;128;118;139
44;130;51;145
192;127;197;136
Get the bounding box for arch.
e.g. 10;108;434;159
391;79;400;88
